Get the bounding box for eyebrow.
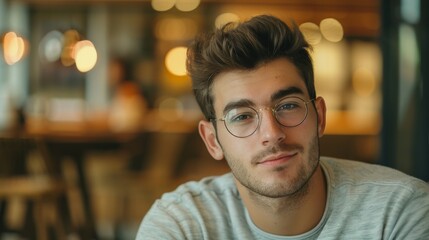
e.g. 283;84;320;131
270;86;305;102
223;99;255;115
222;86;305;115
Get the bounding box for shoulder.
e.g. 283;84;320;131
136;173;242;239
321;156;429;207
320;156;428;189
147;172;241;219
319;157;429;239
158;172;239;207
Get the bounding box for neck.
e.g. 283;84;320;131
239;165;327;236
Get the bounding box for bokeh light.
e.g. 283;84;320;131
175;0;200;12
39;30;64;62
151;0;175;11
74;40;97;72
299;22;322;45
320;18;344;42
2;32;26;65
61;29;80;67
215;13;240;29
165;46;187;76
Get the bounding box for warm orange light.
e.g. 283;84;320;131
165;46;187;76
74;40;97;72
2;32;26;65
61;29;80;67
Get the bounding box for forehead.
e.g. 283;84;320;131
212;58;308;109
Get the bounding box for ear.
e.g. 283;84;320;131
198;120;224;160
314;97;327;137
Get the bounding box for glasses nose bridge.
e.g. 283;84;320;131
257;106;276;116
256;106;279;126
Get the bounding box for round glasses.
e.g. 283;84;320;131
213;96;315;138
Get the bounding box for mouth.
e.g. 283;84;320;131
257;152;298;166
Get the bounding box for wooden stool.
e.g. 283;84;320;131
0;136;68;240
0;177;66;239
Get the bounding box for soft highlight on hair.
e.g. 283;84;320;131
186;15;315;120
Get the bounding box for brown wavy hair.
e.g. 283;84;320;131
186;15;315;120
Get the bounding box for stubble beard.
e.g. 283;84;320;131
225;134;320;201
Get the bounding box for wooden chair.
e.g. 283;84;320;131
0;136;67;240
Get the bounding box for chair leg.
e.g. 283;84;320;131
23;200;37;240
0;200;7;233
47;197;67;240
34;199;48;240
34;196;69;240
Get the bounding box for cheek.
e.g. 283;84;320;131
282;119;319;146
218;131;251;159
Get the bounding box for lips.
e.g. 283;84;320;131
257;152;298;166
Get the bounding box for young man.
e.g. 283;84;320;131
136;15;429;239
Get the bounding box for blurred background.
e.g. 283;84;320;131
0;0;427;239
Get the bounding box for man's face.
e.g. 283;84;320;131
199;58;326;198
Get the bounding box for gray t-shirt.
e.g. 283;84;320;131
136;157;429;239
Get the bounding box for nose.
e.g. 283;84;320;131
258;108;286;145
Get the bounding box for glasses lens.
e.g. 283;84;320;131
275;97;308;127
224;107;259;137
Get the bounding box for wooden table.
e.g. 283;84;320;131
24;120;133;239
21;110;199;239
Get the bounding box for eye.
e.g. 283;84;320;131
225;107;257;124
277;101;300;112
231;114;252;122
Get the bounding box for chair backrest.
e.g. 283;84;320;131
0;137;55;177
